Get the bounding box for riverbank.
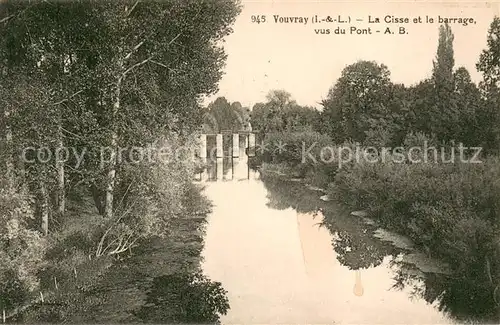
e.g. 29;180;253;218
259;161;500;321
9;184;229;323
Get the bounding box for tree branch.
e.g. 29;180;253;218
121;33;181;77
51;90;83;106
167;32;182;46
1;2;40;25
125;0;140;18
149;59;169;69
124;40;145;60
122;56;152;77
0;15;14;24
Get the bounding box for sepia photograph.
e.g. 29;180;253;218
1;0;500;323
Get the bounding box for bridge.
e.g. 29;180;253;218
195;132;259;181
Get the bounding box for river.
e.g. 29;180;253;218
14;151;492;323
200;160;491;324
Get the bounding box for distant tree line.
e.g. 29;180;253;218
249;19;500;155
202;97;251;133
321;21;500;152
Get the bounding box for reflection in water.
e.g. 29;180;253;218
390;256;498;320
135;272;229;324
256;175;499;323
198;141;498;324
201;173;463;324
202;135;250;181
354;270;364;296
296;212;336;280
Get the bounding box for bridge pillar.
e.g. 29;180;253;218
216;134;223;158
216;158;223;181
198;134;208;181
248;133;256;157
232;134;239;157
199;134;207;158
240;134;247;157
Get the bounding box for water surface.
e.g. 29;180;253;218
201;174;460;324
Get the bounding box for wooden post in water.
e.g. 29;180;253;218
216;134;223;181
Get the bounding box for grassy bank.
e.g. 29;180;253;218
330;155;500;317
9;184;228;324
331;156;500;276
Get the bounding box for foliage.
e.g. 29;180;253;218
331;156;500;276
0;0;240;320
477;17;500;90
0;184;47;311
136;272;229;324
258;131;334;178
320;61;394;143
476;16;500;154
95;133;199;256
203;97;251;133
251;90;319;133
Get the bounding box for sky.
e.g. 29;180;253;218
204;0;500;109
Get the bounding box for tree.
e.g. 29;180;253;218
477;17;500;91
251;90;294;133
0;0;241;254
433;24;455;86
0;1;241;318
250;90;318;133
231;101;251;131
204;97;248;132
477;16;500;153
453;67;483;146
429;23;460;142
321;61;392;143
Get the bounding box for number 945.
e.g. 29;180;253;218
251;15;266;23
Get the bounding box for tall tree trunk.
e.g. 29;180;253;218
4;105;14;189
91;183;105;215
56;123;65;216
104;78;121;220
40;175;49;236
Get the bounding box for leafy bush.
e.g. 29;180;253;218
95;132;199;257
331;155;500;276
135;272;229;323
0;185;47;312
258;131;336;182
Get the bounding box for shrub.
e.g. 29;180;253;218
258;131;336;181
0;185;47;313
95;132;199;257
331;156;500;275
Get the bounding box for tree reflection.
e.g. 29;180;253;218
261;174;386;270
330;230;385;270
389;257;499;322
262;174;321;213
261;173;500;322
